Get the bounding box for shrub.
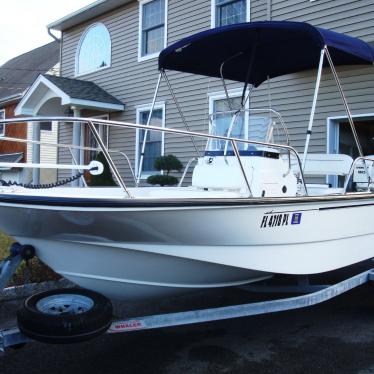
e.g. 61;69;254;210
147;174;179;186
154;155;183;175
146;155;183;186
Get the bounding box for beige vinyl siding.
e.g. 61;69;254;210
251;0;267;21
254;0;374;156
27;122;58;164
271;0;374;42
27;121;59;183
58;0;374;185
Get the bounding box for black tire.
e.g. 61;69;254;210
17;288;113;344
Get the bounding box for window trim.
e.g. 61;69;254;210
135;102;166;178
138;0;168;62
211;0;250;28
0;109;5;137
326;112;374;187
75;22;112;78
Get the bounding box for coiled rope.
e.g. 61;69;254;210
0;166;97;189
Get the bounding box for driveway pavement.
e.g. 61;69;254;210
1;262;374;374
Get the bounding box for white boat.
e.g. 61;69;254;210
0;21;374;301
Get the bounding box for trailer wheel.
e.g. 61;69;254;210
17;288;113;344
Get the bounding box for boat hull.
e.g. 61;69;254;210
13;237;269;300
0;193;373;300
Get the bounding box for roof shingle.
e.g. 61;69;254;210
0;42;59;101
43;75;124;106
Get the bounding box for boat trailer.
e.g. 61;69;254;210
1;244;374;351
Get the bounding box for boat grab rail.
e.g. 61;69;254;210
343;156;374;193
0;116;308;197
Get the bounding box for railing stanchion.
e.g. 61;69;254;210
68;147;88;187
87;121;132;198
231;140;252;197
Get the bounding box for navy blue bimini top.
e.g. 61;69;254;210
159;21;374;87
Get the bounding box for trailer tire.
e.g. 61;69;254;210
17;288;113;344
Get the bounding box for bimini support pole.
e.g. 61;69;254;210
162;70;200;156
324;46;364;157
136;73;162;185
302;48;325;170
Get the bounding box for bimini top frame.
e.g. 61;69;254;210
155;21;374;173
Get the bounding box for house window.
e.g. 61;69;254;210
76;23;111;76
136;104;165;176
212;0;249;28
40;121;52;131
0;109;5;136
139;0;167;61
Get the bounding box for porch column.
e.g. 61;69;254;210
71;107;81;187
32;122;40;184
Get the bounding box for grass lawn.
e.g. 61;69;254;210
0;231;14;259
0;231;60;286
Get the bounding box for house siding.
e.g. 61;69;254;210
59;0;374;184
0;104;27;159
27;122;58;164
263;0;374;155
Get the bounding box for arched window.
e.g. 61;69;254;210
76;23;111;76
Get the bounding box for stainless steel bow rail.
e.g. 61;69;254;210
1;246;374;351
0;116;308;198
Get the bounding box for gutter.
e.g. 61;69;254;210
0;93;24;107
47;28;60;43
47;0;107;31
47;0;132;32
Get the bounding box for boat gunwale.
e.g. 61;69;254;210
0;191;372;208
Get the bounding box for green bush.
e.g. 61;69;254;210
154;155;183;174
89;151;117;186
147;155;183;186
0;232;14;259
147;174;179;186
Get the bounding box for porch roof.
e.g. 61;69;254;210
15;75;124;116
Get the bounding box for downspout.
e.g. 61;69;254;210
47;26;62;182
47;27;62;76
47;27;60;43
